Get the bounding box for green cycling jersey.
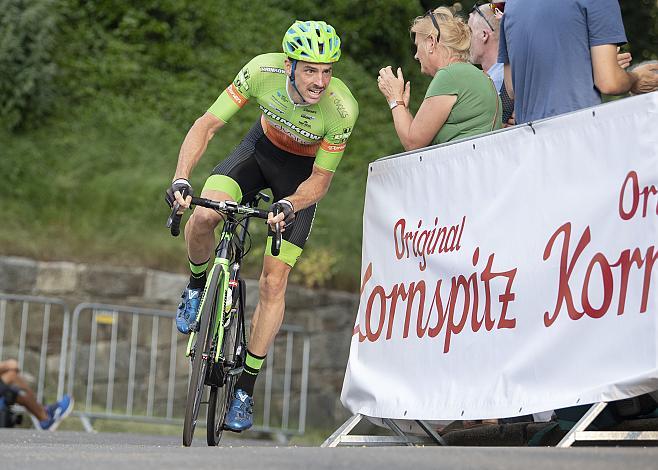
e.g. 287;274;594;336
208;53;359;172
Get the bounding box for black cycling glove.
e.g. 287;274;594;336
165;178;193;208
269;199;295;227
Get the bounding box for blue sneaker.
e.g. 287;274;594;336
176;285;203;334
39;394;73;431
224;388;254;432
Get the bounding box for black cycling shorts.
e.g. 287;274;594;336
201;120;317;267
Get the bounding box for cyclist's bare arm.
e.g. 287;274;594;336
173;112;225;208
288;164;334;210
267;164;333;228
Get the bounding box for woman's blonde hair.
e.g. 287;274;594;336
410;7;471;62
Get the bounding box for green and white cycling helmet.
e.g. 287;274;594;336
282;20;341;63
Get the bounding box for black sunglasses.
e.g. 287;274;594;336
471;1;496;32
424;9;441;41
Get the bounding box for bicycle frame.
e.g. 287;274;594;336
186;211;250;362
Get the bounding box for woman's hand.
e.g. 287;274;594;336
378;66;408;103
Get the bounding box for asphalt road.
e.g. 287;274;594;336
3;428;658;470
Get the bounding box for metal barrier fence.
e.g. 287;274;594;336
66;302;310;435
0;294;70;406
0;294;310;437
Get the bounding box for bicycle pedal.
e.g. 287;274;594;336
190;320;200;332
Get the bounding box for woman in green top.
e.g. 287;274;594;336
377;7;502;150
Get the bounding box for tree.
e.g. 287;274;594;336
0;0;60;130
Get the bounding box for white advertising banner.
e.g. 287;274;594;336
341;93;658;420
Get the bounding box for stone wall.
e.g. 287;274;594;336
0;256;358;430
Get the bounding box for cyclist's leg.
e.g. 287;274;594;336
226;206;315;431
176;121;268;334
226;146;315;431
249;202;316;355
186;119;269;265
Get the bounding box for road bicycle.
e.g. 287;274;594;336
167;192;281;446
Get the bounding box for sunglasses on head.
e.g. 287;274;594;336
471;1;505;31
424;9;441;42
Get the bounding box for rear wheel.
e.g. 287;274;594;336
182;270;222;447
207;281;244;446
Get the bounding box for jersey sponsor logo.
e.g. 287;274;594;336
320;140;347;153
227;83;247;107
260;66;286;74
332;127;353;142
272;90;290;108
234;67;251;92
301;113;315;121
330;93;348;118
268;102;285;114
259;104;321;140
268;121;314;145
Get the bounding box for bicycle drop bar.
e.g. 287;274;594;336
271;206;282;257
166;197;282;256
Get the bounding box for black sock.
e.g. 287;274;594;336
235;350;266;396
188;258;209;289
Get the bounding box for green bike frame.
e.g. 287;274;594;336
186;229;234;361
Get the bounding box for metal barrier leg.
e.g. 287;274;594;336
321;414;364;447
416;420;447;446
383;418;415;447
78;414;97;433
557;402;608;448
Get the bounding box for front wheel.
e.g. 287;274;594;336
206;375;235;446
182;270;222;447
207;282;244;446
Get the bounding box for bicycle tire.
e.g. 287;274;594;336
182;268;223;447
207;281;243;446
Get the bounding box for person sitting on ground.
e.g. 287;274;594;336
377;7;502;150
0;359;73;431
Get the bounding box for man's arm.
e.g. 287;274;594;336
170;112;224;209
174;112;225;181
592;44;658;95
286;165;334;211
267;164;333;230
504;63;514;100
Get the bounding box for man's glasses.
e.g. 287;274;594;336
471;1;501;31
424;10;441;41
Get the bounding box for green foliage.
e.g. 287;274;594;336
2;0;409;287
620;0;658;60
3;0;656;290
0;0;60;130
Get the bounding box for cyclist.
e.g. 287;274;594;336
165;20;358;432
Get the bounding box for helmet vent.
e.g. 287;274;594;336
282;20;341;63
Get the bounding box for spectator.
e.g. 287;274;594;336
377;7;502;151
499;0;658;125
468;2;504;91
467;1;514;125
0;359;73;430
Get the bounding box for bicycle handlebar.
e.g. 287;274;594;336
166;197;282;256
166;204;184;237
271;206;282;257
